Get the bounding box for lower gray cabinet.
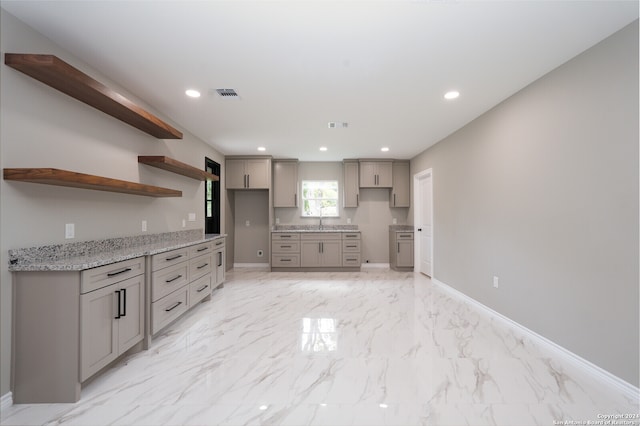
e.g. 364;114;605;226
390;231;414;271
213;237;226;286
80;273;144;381
300;233;342;267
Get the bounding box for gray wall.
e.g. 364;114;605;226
0;10;226;397
410;21;639;386
274;162;409;263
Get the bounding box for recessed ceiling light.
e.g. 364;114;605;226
381;147;390;152
319;146;328;152
257;147;266;152
185;89;201;98
444;90;460;100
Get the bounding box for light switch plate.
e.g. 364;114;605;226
188;213;196;222
245;220;250;227
392;218;397;224
142;220;147;232
65;223;75;239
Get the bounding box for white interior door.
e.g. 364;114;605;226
415;170;433;277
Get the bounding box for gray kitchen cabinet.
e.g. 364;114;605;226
80;272;144;381
272;232;301;267
389;231;414;271
300;233;342;267
390;161;410;207
225;157;271;189
359;160;392;188
273;160;298;207
213;237;226;287
341;232;361;267
343;160;360;207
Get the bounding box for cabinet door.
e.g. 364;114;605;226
343;161;359;207
321;240;342;267
300;241;321;267
376;162;393;187
225;159;247;189
397;240;414;267
80;284;118;381
117;275;144;354
390;162;410;207
359;162;377;187
273;161;298;207
214;248;225;286
246;159;270;189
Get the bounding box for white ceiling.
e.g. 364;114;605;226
2;1;638;161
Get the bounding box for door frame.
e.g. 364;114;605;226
413;168;433;278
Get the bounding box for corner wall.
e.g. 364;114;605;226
410;21;639;386
0;10;226;397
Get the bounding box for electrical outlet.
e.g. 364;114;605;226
142;220;147;232
188;213;196;222
65;223;75;239
257;250;264;257
182;219;186;228
275;218;280;224
493;276;499;288
347;218;351;224
392;218;397;224
245;220;250;227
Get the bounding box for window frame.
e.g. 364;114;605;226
300;180;340;218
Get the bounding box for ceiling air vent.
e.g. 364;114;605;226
215;88;239;98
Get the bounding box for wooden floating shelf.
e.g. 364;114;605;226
3;168;182;198
138;156;219;181
4;54;183;140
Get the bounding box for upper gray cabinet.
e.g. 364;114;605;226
390;161;410;207
343;160;360;208
225;157;271;189
273;160;298;207
359;160;392;188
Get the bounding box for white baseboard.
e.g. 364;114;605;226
1;391;12;410
233;263;270;270
361;263;390;270
431;278;640;401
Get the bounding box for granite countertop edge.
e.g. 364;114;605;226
9;234;227;272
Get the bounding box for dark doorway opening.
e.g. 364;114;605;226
205;157;220;234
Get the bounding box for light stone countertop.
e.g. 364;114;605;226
389;225;414;232
271;225;359;233
8;230;226;272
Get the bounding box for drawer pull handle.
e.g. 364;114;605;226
166;275;182;283
197;285;209;292
345;235;356;238
107;268;131;277
280;235;291;238
166;254;183;261
281;245;292;248
197;247;209;252
215;241;223;246
165;301;182;312
347;258;357;261
197;263;209;269
346;245;357;248
281;259;291;262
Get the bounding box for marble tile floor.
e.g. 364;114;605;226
1;269;638;426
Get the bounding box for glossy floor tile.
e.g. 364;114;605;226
1;270;637;425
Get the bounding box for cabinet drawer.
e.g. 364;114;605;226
212;238;226;250
189;254;213;282
152;287;188;334
342;232;361;240
396;232;414;240
81;257;145;294
151;248;189;272
343;254;361;267
342;240;361;252
189;242;213;258
272;254;300;267
151;262;189;302
272;233;300;241
300;232;341;240
189;274;212;307
272;241;300;253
